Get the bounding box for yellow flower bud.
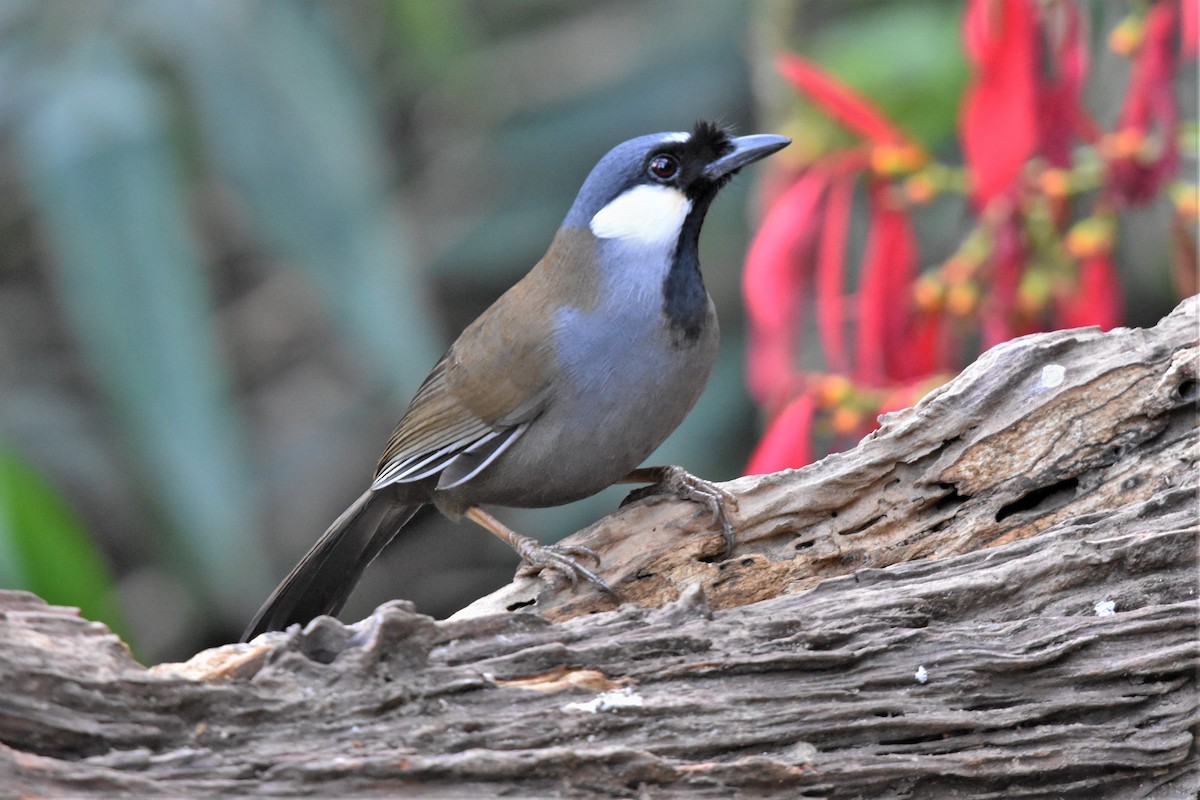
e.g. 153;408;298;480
1066;217;1115;259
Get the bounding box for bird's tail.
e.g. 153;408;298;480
241;490;420;641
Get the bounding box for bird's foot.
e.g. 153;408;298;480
621;465;738;557
511;535;616;596
465;506;616;596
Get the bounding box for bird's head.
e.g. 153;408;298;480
563;121;790;252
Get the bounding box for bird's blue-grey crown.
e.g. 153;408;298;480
562;121;788;229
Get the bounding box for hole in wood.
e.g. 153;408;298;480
1176;377;1197;402
805;633;849;651
873;708;905;718
506;598;536;612
880;729;975;746
841;514;885;536
994;477;1080;522
933;483;969;510
966;698;1023;711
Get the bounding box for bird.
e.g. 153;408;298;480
242;121;789;641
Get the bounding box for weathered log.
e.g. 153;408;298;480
1;297;1197;798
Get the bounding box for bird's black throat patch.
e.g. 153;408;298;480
663;195;715;342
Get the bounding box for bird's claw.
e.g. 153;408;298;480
622;466;738;557
513;537;615;596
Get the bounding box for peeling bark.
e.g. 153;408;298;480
1;298;1197;798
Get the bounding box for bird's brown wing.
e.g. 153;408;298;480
371;355;550;490
373;228;595;490
372;300;558;490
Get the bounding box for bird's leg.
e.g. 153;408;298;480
464;506;616;596
618;466;738;557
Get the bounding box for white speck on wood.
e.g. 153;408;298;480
563;687;645;714
1040;363;1066;388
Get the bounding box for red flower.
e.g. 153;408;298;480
961;0;1039;205
778;54;906;145
1055;253;1123;331
815;174;856;373
980;213;1025;348
907;309;948;379
743;169;830;404
1107;0;1181;204
854;183;920;385
1036;0;1095;166
1184;0;1199;59
744;394;816;475
748;0;1180;476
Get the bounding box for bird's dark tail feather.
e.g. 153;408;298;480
241;490;420;641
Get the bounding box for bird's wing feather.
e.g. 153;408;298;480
374;232;596;490
434;421;528;489
372;342;552;490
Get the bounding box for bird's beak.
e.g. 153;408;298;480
703;134;791;180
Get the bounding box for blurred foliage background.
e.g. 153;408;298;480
0;0;1190;663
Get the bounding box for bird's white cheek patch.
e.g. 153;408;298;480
589;185;691;248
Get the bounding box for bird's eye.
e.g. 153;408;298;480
648;154;679;181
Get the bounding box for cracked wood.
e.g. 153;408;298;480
0;297;1197;798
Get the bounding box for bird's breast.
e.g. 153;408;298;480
552;282;716;395
437;236;718;509
497;290;718;499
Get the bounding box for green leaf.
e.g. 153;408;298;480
0;442;129;642
811;3;969;150
152;0;442;399
388;0;474;78
16;46;269;619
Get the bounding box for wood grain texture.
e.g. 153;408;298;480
1;297;1196;798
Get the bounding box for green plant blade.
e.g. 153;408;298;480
0;442;128;642
157;0;441;398
17;49;268;619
